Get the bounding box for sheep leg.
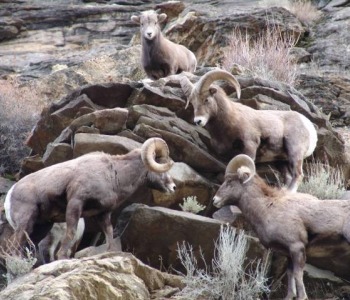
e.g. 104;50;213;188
289;243;307;300
284;257;296;300
284;139;304;192
242;140;258;160
96;212;115;251
56;198;82;260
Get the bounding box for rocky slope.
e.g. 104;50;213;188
0;0;350;299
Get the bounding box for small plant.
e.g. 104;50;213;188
223;25;298;86
299;161;346;199
0;78;46;175
179;196;206;214
0;232;37;285
259;0;321;24
175;225;270;300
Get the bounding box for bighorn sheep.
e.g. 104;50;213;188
4;138;176;259
131;10;197;80
38;218;85;263
213;154;350;300
180;69;318;191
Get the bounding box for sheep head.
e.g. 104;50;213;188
180;69;241;127
213;154;255;208
131;10;167;41
141;138;176;193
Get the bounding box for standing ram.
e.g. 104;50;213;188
180;69;318;191
213;154;350;300
131;10;197;80
4;138;176;259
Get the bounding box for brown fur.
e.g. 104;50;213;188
131;10;197;80
214;168;350;300
5;147;175;260
189;83;317;191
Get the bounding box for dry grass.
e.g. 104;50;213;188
175;225;270;300
223;25;298;86
299;161;346;199
0;78;46;175
0;232;37;285
259;0;321;25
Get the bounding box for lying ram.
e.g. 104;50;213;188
4;138;176;259
213;154;350;300
180;69;318;191
131;10;197;80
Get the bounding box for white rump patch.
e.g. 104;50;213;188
4;184;17;230
299;114;318;157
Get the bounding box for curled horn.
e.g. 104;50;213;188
180;76;194;109
195;69;241;99
141;138;174;173
225;154;255;183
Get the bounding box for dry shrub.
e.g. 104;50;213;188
175;225;270;300
299;161;346;199
223;25;298;86
0;232;37;285
259;0;321;24
179;196;206;214
0;78;46;175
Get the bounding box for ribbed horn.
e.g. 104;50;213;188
195;69;241;99
180;76;194;109
141;138;173;173
225;154;255;183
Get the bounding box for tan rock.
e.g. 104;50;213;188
0;252;183;300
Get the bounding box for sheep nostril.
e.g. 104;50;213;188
195;120;201;126
173;185;176;191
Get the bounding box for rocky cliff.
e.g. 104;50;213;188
0;0;350;299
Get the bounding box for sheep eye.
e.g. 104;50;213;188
205;98;209;103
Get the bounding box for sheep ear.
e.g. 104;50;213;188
209;87;217;95
131;15;140;24
158;13;167;23
237;166;252;184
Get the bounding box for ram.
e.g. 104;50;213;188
4;138;176;259
180;69;318;191
213;154;350;300
131;10;197;80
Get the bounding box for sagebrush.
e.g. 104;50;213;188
0;232;37;285
299;161;346;199
179;196;206;214
259;0;321;24
223;25;298;86
0;79;46;175
176;225;270;300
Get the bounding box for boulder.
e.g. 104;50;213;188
0;252;183;300
119;204;265;272
73;133;141;157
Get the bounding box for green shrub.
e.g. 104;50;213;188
175;225;270;300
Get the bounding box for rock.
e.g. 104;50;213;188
120;204;266;271
0;252;184;300
152;162;218;208
73;133;141;157
0;177;14;196
42;142;73;167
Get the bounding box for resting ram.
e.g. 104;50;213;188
180;69;318;191
131;10;197;80
4;138;176;259
213;154;350;300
